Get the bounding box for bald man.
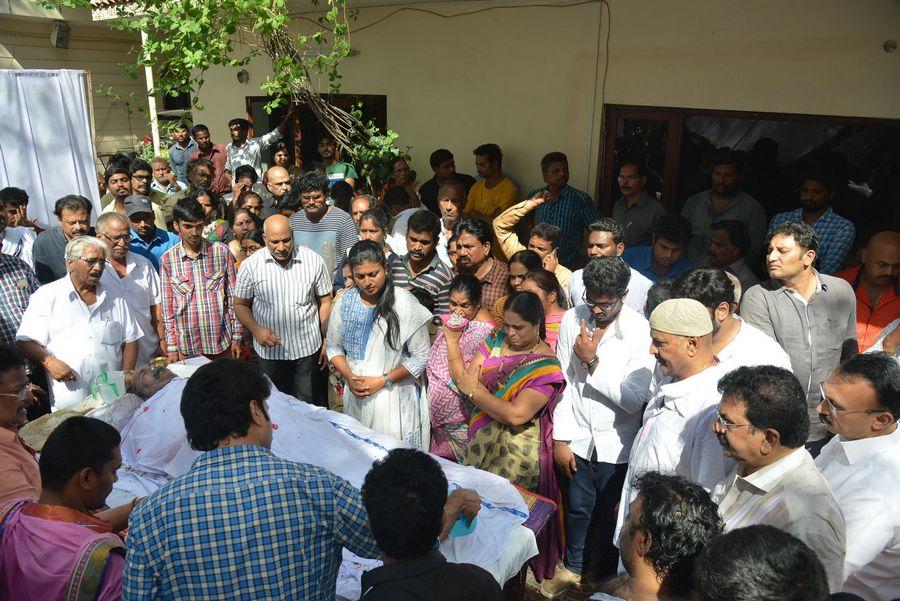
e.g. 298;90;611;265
263;166;293;217
234;214;333;404
837;231;900;351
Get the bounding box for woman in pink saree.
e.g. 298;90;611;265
455;291;566;580
427;274;495;462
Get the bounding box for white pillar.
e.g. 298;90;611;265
141;29;161;155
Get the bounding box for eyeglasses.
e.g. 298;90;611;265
131;174;151;181
99;233;131;243
617;175;641;181
78;257;105;267
818;383;886;416
583;295;621;312
715;411;752;431
0;383;33;402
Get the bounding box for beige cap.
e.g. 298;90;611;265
649;298;713;337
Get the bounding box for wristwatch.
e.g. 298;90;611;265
383;374;394;389
580;356;599;371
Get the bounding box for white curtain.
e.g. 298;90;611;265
0;69;100;229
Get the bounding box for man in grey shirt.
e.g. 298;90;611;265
740;221;857;452
681;148;766;265
611;159;667;248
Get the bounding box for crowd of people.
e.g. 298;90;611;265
0;120;898;601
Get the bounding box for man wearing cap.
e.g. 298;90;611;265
681;148;767;265
768;166;855;275
125;195;180;271
614;298;733;544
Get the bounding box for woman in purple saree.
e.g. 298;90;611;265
455;291;566;580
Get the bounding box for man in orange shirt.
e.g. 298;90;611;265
0;343;40;504
836;231;900;351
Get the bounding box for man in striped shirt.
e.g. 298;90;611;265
289;171;359;276
160;198;242;361
234;215;333;405
391;210;453;315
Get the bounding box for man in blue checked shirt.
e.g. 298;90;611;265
123;359;479;600
768;166;855;275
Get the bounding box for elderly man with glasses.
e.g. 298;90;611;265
814;353;900;600
710;364;846;593
16;236;142;410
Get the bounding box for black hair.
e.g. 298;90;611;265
693;525;828;601
53;195;92;218
383;186;410;210
770;221;819;255
473;143;502;167
800;163;838;193
187;157;214;179
833;352;900;418
227;207;260;230
429;148;453;168
540;151;567;173
504;290;546;341
0;343;26;377
181;359;271;451
671;267;735;310
297;170;329;194
645;279;673;319
587;218;624;245
330;181;354;213
272;141;291;157
103;164;130;184
361;448;447;560
630;472;723;594
172;198;207;224
531;222;561;249
523;269;565;309
710;220;750;257
128;158;153;175
617;157;647;177
408;286;435;314
653;214;691;247
406;209;440;241
509;249;544;273
233;164;258;184
454;218;492;246
243;229;265;246
191;186;222;219
278;195;302;214
317;132;336;145
389;156;409;172
0;187;28;208
709;147;746;174
228;118;250;131
448;273;483;305
718;365;810;447
236;191;263;210
359;208;391;234
583;256;631;298
39;416;121;491
190;123;209;138
107;152;134;171
348;240;400;349
174;121;191;132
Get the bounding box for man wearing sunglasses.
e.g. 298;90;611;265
815;353;900;600
710;365;845;593
16;236;141;410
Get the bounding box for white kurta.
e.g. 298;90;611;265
100;252;161;365
16;275;142;409
326;287;433;449
716;316;793;374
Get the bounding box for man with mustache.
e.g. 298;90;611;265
615;299;730;546
289;171;358;276
710;365;845;592
390;210;453;315
453;218;509;311
234;215;332;405
17;236;141;409
611;159;666;249
768;166;855;275
547;256;654;597
836;231;900;352
31;195;92;285
814;353;900;600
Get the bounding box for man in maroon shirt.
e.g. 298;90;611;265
190;124;230;196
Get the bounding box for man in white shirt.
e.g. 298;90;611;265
545;257;654;596
814;353;900;600
0;212;35;269
615;298;731;543
96;212;164;365
711;365;845;592
16;236;142;410
224;112;294;179
671;267;791;373
567;219;652;315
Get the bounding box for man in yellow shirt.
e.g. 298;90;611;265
464;144;519;223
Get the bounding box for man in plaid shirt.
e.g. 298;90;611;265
160;198;242;361
123;360;480;600
0;253;38;346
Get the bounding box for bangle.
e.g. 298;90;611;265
447;354;462;361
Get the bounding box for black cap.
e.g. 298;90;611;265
123;194;154;217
